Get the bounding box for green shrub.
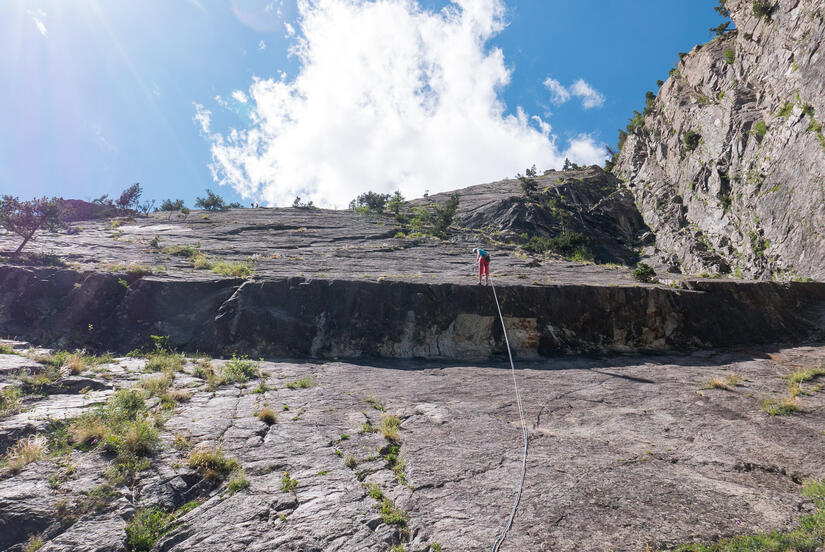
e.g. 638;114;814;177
126;508;170;552
723;48;735;65
280;471;298;492
349;191;390;212
752;120;768;141
523;231;590;259
777;101;794;118
752;0;772;19
682;130;701;151
194;189;228;211
632;263;657;283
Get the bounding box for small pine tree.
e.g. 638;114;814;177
116;183;143;211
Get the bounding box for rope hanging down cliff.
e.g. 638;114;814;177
489;277;529;552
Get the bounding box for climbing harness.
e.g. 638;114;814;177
489;276;529;552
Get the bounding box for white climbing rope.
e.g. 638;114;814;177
489;276;529;552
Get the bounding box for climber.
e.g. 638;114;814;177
473;248;490;286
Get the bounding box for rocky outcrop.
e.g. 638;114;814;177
418;165;648;264
1;266;824;360
615;0;825;280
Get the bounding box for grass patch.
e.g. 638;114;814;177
188;447;240;482
286;376;314;389
777;100;794;118
379;496;409;536
223;355;260;383
0;385;22;419
211;260;254;278
0;343;17;355
345;455;358;469
760;396;800;416
191;253;212;270
126;508;171;552
145;350;185;372
673;480;825;551
22;535;45;552
789;366;825;386
226;469;250;494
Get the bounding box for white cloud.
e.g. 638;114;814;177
200;0;608;207
284;22;295;37
543;76;605;110
231;90;249;103
570;79;605;109
28;9;48;37
258;39;267;50
543;78;570;106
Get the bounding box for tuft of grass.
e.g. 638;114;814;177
105;263;154;276
22;535;45;552
285;376;314;389
257;407;277;425
429;544;442;552
777;101;794;118
0;343;16;355
226;469;250;494
188;447;239;482
223;355;260;383
280;471;298;493
760;396;800;416
192;253;212;270
345;455;358;469
68;414;108;447
141;373;173;396
723;48;735;65
6;435;48;472
211;261;254;278
380;415;402;442
126;508;171;552
701;374;743;390
358;421;376;434
365;395;385;411
0;385;22;419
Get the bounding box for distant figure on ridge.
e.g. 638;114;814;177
473;248;490;286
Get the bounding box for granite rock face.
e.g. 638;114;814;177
1;342;825;552
615;0;825;280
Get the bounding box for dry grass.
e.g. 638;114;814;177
380;414;401;442
6;435;48;472
69;415;108;447
188;447;239;482
256;407;277;425
760;396;800;416
701;373;743;390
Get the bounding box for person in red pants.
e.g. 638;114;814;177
473;248;490;286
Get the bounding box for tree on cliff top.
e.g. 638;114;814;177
0;195;64;255
195;189;228;211
116;183;143;211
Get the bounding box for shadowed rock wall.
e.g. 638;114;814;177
1;266;824;359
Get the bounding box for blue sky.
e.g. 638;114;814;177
1;0;727;208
